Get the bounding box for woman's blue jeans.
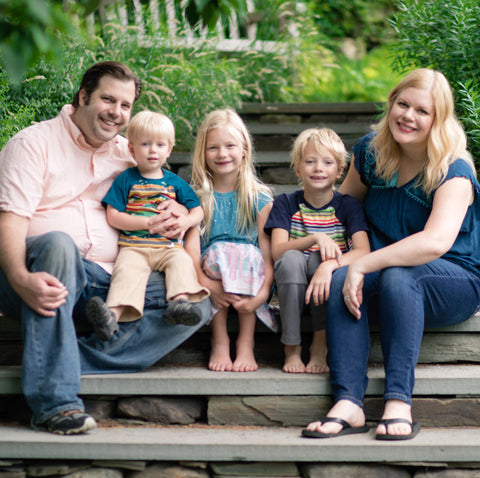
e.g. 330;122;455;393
327;259;480;408
0;231;211;425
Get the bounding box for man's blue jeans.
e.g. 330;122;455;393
326;259;480;408
0;231;211;424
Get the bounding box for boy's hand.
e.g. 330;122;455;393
305;261;335;306
314;232;342;265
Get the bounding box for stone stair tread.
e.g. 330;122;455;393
1;364;480;396
1;424;480;463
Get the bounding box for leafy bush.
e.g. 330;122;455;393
0;69;39;148
0;20;292;151
292;44;404;102
390;0;480;167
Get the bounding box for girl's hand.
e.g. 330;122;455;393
305;261;335;306
233;295;259;314
315;232;342;264
342;262;364;320
208;279;241;310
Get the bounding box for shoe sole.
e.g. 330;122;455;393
33;416;97;435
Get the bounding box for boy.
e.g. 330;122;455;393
264;128;370;373
87;111;209;339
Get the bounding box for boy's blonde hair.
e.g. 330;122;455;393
191;108;272;238
373;68;474;195
290;127;348;172
126;110;175;148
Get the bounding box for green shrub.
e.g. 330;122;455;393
292;44;404;102
390;0;480;167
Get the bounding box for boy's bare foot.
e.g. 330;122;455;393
305;400;366;436
208;341;233;372
232;337;258;372
283;345;306;373
306;330;329;373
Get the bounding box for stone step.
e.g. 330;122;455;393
2;312;480;366
1;424;480;464
1;364;480;397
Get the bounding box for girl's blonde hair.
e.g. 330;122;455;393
191;108;272;238
373;68;474;195
290;127;348;173
126;110;175;148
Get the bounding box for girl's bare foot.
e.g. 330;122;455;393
306;330;329;374
283;345;306;373
208;310;232;371
305;400;366;436
208;341;233;371
232;312;258;372
375;399;413;438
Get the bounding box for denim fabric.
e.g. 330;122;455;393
327;259;480;407
0;231;211;424
0;232;87;423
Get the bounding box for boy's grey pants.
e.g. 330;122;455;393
274;249;326;345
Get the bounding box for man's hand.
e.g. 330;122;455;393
13;272;68;317
148;200;188;237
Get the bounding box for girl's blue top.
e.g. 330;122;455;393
353;132;480;276
201;190;271;254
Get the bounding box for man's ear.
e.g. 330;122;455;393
78;89;88;107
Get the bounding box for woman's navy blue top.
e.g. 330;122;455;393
353;132;480;277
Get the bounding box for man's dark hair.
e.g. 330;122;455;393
72;61;142;108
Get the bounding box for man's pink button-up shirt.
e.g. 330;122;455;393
0;105;136;273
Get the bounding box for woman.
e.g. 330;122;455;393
303;68;480;440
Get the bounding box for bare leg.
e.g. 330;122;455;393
208;307;233;371
375;399;413;437
233;311;258;372
283;344;306;373
306;329;329;374
305;399;366;436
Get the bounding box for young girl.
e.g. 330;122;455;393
185;108;276;372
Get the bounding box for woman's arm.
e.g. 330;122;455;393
343;176;474;318
338;156;369;202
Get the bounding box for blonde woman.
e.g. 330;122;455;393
304;68;480;440
185;109;276;372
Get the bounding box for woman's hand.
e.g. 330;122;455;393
342;262;364;320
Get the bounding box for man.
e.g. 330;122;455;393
0;61;210;435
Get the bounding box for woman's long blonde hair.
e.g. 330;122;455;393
373;68;474;195
191;108;272;238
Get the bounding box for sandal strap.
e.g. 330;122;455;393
321;417;350;429
379;418;413;432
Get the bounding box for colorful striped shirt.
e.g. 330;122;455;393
102;167;200;248
264;190;368;257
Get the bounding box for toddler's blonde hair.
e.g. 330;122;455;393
126;110;175;148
